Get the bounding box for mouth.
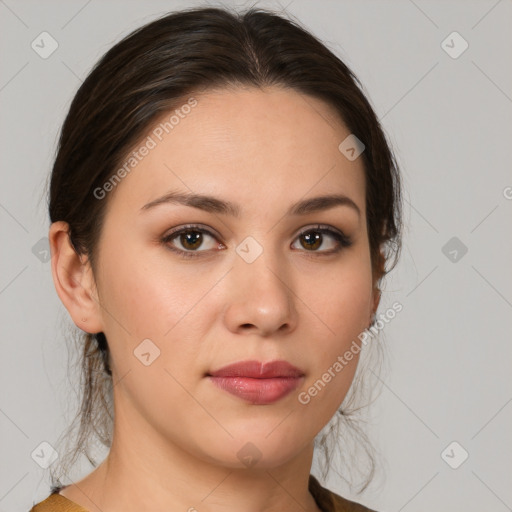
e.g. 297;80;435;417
206;360;305;405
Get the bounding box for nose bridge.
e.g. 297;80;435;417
224;235;297;334
237;236;290;299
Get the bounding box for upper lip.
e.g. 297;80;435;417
208;360;304;378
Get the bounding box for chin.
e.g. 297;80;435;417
193;430;308;471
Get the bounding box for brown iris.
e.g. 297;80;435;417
300;231;321;251
180;231;203;250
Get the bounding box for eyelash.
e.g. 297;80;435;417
160;224;353;260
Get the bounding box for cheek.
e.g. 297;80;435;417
95;239;223;386
97;241;214;339
296;255;373;342
294;255;372;410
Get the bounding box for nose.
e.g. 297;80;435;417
222;246;298;337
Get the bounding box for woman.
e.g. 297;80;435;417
31;5;402;512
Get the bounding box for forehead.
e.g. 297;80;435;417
106;86;366;218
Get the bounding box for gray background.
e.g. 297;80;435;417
1;0;511;511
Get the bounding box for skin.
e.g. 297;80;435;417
49;85;380;512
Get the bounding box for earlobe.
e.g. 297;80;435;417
49;221;103;334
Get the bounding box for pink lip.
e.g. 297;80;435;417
207;360;305;405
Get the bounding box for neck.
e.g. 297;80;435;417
64;396;323;512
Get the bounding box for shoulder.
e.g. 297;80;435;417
29;491;89;512
309;474;379;512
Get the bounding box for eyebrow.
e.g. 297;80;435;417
140;190;361;218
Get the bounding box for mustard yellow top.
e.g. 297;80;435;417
29;474;376;512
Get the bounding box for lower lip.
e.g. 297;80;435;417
208;376;304;404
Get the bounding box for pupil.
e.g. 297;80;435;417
303;232;321;250
182;231;202;249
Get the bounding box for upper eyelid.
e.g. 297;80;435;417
164;223;220;239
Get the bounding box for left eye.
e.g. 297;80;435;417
291;226;352;253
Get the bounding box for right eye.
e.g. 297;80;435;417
161;224;225;259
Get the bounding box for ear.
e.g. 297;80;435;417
49;221;104;334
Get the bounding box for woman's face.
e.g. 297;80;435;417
87;86;377;469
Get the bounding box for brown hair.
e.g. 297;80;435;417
46;5;402;493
